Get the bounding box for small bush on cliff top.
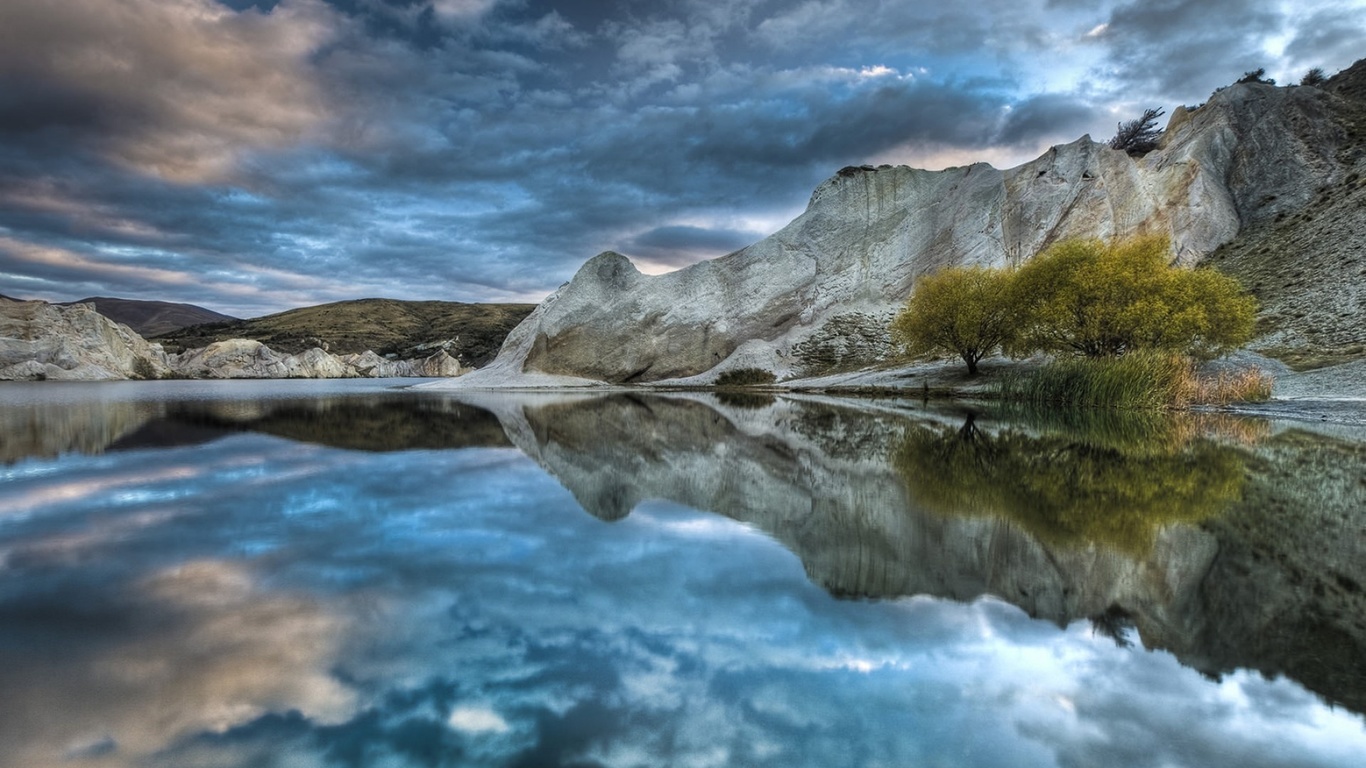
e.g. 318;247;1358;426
1108;107;1165;156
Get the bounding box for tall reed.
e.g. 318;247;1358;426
995;353;1275;409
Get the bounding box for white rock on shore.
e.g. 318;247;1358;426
0;297;172;380
1;297;469;381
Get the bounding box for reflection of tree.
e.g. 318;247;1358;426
892;411;1247;556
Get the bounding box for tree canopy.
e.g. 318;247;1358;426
889;265;1017;375
1009;235;1257;359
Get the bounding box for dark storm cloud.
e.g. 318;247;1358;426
1098;0;1291;102
999;93;1103;145
0;0;1361;314
625;225;763;267
1283;7;1366;72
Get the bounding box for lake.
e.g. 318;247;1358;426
1;379;1364;768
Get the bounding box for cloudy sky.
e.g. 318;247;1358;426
0;0;1362;317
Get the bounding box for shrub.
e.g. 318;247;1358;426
995;351;1194;409
1301;68;1328;87
131;356;157;380
1185;367;1274;404
1009;235;1257;359
1237;67;1275;85
714;368;776;387
1108;107;1165;156
890;265;1018;375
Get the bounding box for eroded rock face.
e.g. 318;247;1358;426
0;298;172;381
1;298;472;381
466;78;1354;385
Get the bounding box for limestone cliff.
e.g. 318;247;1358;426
0;297;173;380
0;297;469;381
461;67;1360;386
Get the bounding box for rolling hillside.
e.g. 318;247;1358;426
154;298;536;368
61;296;238;337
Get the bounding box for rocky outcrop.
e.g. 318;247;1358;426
1202;60;1366;369
169;340;470;379
1;297;172;380
455;71;1359;387
0;297;470;381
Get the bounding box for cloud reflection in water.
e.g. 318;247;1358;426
0;388;1362;767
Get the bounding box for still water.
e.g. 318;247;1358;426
1;379;1364;767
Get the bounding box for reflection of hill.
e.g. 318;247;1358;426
168;399;510;452
1194;431;1366;714
0;395;508;461
466;392;1366;716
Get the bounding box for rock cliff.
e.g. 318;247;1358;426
459;66;1361;386
0;297;173;380
0;297;469;381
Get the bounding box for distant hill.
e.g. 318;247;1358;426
60;296;238;337
154;298;537;368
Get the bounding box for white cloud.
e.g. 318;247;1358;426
447;706;512;734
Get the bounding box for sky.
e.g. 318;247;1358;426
0;0;1362;318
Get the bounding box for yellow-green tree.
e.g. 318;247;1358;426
890;265;1017;375
1010;235;1256;358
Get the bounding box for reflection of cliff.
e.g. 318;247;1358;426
474;393;1366;716
1192;431;1366;713
488;394;1220;622
0;395;509;462
0;399;162;463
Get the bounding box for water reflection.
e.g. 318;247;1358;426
481;392;1366;716
893;410;1247;556
0;384;1363;766
0;390;509;461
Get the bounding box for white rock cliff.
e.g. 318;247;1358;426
0;297;469;381
455;78;1351;387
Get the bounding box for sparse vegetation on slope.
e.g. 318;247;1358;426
1203;60;1366;370
155;298;535;368
66;296;238;337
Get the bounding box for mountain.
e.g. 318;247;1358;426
451;60;1366;388
154;298;536;369
59;296;237;337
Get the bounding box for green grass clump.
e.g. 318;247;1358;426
714;367;776;387
995;352;1275;409
995;352;1193;409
